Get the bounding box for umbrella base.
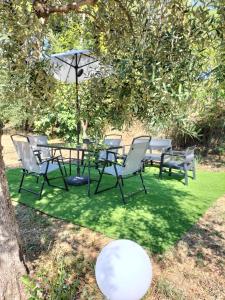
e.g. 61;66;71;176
66;176;89;186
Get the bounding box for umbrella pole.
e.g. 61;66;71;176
76;81;80;144
75;55;80;144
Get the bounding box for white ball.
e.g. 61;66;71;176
95;239;152;300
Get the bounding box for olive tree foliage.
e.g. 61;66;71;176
188;0;225;152
83;0;209;132
31;0;220;141
0;0;56;130
1;0;224;141
77;0;223;143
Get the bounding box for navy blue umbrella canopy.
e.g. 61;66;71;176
50;49;102;143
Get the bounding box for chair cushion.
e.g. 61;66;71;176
145;153;162;161
145;153;171;162
163;160;184;169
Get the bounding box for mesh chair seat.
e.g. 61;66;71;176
39;161;60;174
100;165;124;177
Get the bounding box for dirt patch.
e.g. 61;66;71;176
13;194;225;299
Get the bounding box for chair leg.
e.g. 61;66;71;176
184;168;188;185
95;165;105;194
117;177;126;204
63;164;67;177
140;172;147;194
58;150;67;176
192;160;196;180
87;159;91;197
142;162;145;172
39;177;46;199
169;168;172;176
69;150;72;175
18;172;25;193
45;175;50;186
57;159;69;191
115;178;119;187
82;163;86;175
159;164;163;179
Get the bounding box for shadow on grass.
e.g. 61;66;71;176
8;166;225;255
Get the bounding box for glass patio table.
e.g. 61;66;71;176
37;142;122;195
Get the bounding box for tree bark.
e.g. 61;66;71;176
81;119;88;139
0;125;27;299
33;0;98;18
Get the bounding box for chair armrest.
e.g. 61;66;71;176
105;150;118;162
40;155;61;164
33;149;42;163
101;159;123;167
170;151;186;157
108;145;123;151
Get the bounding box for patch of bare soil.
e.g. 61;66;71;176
149;194;225;300
198;155;225;171
14;194;225;300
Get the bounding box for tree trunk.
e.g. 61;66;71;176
81;119;89;139
0;125;27;299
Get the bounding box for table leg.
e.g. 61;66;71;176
87;156;91;197
77;149;80;176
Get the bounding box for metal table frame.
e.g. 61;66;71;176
37;142;122;196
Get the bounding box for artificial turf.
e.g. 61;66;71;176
7;166;225;253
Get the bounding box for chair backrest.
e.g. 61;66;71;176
149;138;172;152
184;146;195;163
132;135;151;144
13;141;40;173
99;134;122;161
27;135;51;159
11;134;29;160
122;139;150;176
104;134;122;148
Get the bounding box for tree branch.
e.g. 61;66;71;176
33;0;98;18
114;0;134;34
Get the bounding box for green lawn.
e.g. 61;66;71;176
8;166;225;253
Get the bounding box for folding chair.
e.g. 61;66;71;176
82;134;122;175
27;134;67;176
12;140;68;199
95;138;151;204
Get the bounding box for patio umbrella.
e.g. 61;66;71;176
50;49;102;143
